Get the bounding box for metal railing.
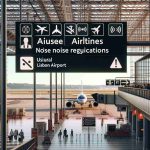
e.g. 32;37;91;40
119;87;150;100
12;138;36;150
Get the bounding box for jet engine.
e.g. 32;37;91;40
93;102;98;107
66;102;72;107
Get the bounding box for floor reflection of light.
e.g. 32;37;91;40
8;117;48;140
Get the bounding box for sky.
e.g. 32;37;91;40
7;56;130;85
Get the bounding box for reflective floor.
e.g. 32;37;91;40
38;118;143;150
7;107;143;150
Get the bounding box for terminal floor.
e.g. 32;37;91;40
38;118;143;150
7;106;143;150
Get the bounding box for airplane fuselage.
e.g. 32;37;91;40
76;93;87;105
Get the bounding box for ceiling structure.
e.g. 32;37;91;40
0;0;150;54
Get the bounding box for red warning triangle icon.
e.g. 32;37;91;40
110;57;122;69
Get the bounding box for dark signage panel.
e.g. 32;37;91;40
106;79;115;85
82;117;96;126
16;22;127;72
106;79;130;86
120;79;130;85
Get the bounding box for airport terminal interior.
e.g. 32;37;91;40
0;0;150;150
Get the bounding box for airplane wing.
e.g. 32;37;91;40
66;99;78;102
86;98;95;102
66;97;94;102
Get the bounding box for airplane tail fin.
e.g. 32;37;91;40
81;80;83;94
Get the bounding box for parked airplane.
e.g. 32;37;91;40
66;83;98;108
52;25;61;35
91;25;101;35
35;25;48;35
66;93;99;108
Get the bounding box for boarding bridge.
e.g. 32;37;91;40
91;92;128;109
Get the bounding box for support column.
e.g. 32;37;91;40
1;0;7;149
128;109;132;125
54;113;59;124
136;112;143;140
143;118;150;150
59;109;63;120
48;119;53;131
33;72;36;128
48;73;53;131
63;73;65;118
126;106;129;120
54;73;59;124
132;110;137;132
59;73;63;120
31;72;37;146
127;106;132;122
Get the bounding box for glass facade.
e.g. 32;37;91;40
129;46;150;83
135;53;150;85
